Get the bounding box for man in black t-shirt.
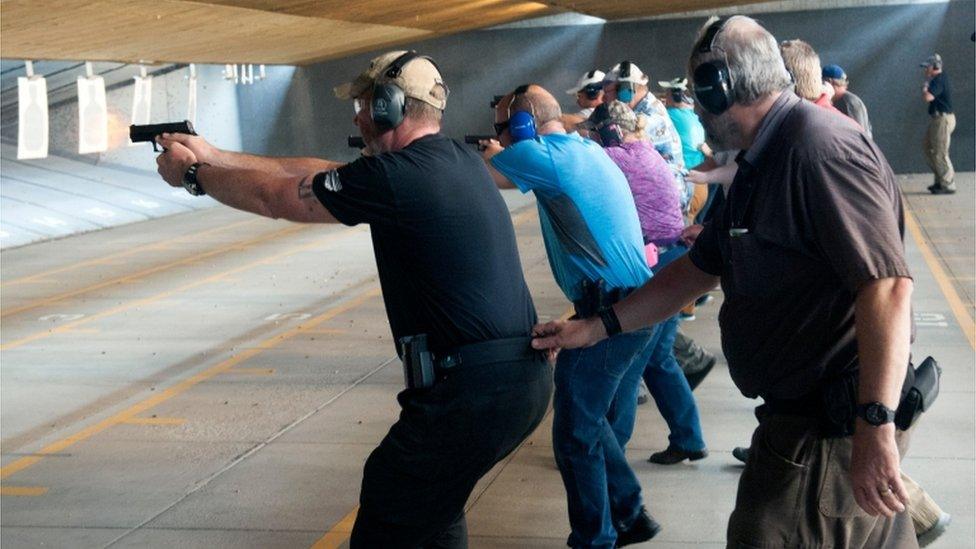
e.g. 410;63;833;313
155;50;551;548
921;53;956;194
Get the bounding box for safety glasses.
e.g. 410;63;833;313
493;120;509;136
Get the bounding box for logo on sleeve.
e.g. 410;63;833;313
322;170;343;192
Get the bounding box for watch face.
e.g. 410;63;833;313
867;405;884;424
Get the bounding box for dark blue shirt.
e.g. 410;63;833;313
927;72;952;115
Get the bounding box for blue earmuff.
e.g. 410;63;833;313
507;84;537;143
617;61;635;103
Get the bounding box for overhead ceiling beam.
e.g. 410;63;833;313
539;0;770;20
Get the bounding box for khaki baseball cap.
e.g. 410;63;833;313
334;50;448;110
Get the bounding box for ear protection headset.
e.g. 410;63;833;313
616;61;635;103
507;84;537;143
581;70;602;100
692;18;735;115
371;51;442;130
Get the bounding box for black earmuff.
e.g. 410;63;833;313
583;84;603;100
371;51;420;130
692;19;736;115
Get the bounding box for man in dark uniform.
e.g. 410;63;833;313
155;50;551;548
921;53;956;194
531;16;918;548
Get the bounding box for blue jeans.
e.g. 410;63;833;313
552;328;656;549
639;314;706;451
640;243;706;452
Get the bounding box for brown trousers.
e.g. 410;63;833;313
923;113;956;188
727;414;917;548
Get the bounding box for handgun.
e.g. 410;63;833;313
464;135;495;151
348;136;365;149
129;120;196;152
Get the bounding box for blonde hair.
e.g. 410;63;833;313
779;39;822;101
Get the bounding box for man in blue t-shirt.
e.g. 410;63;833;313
659;78;710;170
479;84;661;549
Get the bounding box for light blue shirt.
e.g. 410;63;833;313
667;106;707;169
491;133;652;301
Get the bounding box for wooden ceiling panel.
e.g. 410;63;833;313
1;0;765;65
0;0;432;65
541;0;769;20
197;0;557;32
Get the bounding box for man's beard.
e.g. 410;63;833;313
700;111;741;150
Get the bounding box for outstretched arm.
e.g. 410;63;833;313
532;255;718;350
160;132;343;177
156;138;339;224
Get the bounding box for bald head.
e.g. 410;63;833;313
496;84;562;126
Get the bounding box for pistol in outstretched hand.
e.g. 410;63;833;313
130;120;196;152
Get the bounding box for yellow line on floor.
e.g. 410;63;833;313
0;286;381;481
1;219;260;288
1;223;307;319
0;226;366;350
224;368;276;376
905;208;976;350
0;486;48;496
121;417;186;426
310;506;359;549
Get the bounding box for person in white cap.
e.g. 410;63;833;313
154;50;552;548
561;69;605;133
603;61;690;210
566;69;606;118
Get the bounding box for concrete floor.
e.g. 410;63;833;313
1;174;973;548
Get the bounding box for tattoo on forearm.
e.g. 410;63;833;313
298;176;314;200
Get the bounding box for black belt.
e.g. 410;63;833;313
434;337;540;372
932;111;953;117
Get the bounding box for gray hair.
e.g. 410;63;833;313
689;15;793;106
404;83;447;124
779;39;822;101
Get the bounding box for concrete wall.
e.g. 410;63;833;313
237;0;974;174
0;63;242;171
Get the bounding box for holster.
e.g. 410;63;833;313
399;334;435;390
764;357;941;438
895;356;941;430
573;279;630;319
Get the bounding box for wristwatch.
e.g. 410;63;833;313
856;402;896;426
182;162;209;196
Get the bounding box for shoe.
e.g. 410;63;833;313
684;353;716;391
918;512;951;547
930;185;956;195
927;182;940;192
616;506;661;547
679;311;696;321
636;379;650;405
732;446;750;464
648;444;708;464
695;294;714;307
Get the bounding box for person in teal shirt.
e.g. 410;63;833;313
660;78;710;170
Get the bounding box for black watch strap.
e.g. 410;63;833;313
599;306;622;338
182;162;210;196
856;402;896;426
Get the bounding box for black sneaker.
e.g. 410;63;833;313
616;506;662;547
927;182;941;192
931;185;956;195
731;446;750;464
648;444;708;465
